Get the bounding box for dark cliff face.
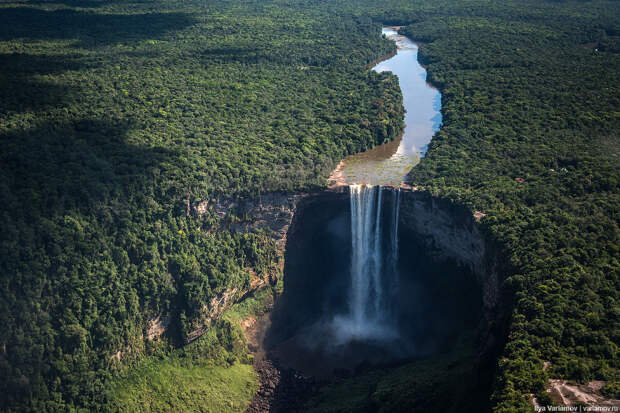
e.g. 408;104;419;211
266;187;492;363
397;188;511;364
398;189;500;311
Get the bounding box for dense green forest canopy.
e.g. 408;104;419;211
0;0;618;411
0;0;404;410
387;1;620;410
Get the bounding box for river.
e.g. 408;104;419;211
246;28;457;410
335;26;442;186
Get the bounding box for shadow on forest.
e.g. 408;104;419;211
0;52;95;75
0;118;183;218
0;7;194;47
0;52;97;114
0;77;71;114
15;0;143;8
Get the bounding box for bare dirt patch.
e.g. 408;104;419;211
547;379;620;407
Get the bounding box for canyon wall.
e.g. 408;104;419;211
398;189;501;310
172;189;349;343
158;187;508;354
397;188;509;357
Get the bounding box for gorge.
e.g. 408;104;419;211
244;27;500;411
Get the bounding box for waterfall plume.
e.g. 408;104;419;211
332;184;400;343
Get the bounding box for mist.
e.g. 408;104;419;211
264;190;482;377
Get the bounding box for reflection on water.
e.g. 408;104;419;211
342;27;442;186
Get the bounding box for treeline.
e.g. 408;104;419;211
0;0;403;410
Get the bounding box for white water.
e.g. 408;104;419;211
333;184;400;343
331;27;435;344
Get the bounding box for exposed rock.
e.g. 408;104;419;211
327;160;348;189
194;188;348;248
186;287;239;343
245;359;317;413
194;199;209;216
239;298;274;359
147;315;170;341
397;188;508;362
547;379;620;408
398;189;501;311
194;193;300;252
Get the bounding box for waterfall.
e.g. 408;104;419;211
390;188;400;296
334;184;400;342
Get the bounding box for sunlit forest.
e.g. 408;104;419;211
0;0;618;411
398;2;620;409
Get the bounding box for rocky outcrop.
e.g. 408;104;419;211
194;189;349;249
147;315;171;341
193;193;300;252
185;287;241;343
182;189;348;343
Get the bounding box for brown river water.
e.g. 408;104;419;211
334;27;442;186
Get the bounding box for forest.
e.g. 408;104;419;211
393;1;620;410
0;0;404;410
0;0;618;412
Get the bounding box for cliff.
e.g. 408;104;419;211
397;188;510;360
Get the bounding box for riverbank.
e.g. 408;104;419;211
334;26;441;186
